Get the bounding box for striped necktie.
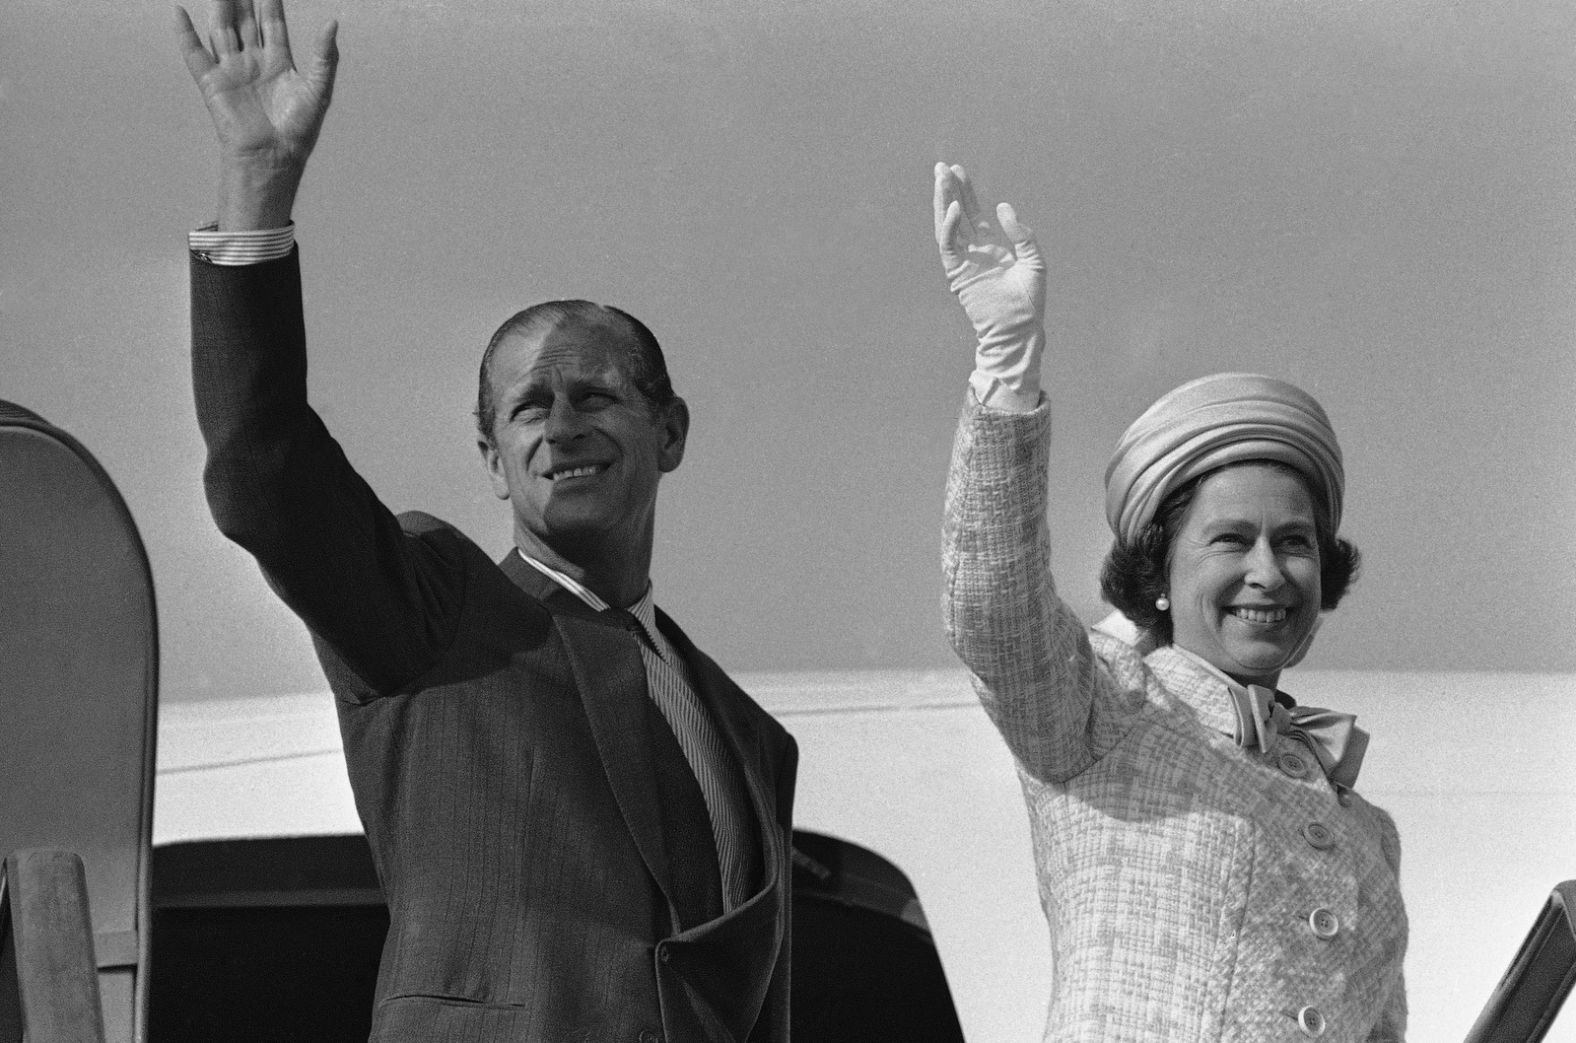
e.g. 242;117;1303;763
620;605;760;912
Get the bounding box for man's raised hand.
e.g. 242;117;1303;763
176;0;339;229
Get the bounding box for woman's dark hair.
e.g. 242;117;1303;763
1099;462;1360;646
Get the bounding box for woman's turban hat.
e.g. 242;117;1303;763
1103;373;1344;546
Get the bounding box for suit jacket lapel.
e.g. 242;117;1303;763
497;551;722;928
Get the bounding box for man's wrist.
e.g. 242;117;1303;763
215;159;305;231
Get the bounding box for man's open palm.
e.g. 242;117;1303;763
176;0;338;170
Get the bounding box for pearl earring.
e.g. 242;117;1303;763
1155;594;1171;612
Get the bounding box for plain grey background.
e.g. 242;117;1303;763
4;0;1574;703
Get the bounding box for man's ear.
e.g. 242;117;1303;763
479;438;511;500
657;397;689;474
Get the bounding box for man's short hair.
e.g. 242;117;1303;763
475;300;677;444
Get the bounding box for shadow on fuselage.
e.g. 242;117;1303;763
149;830;967;1043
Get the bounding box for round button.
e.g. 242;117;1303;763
1278;751;1309;779
639;1032;662;1043
1337;789;1355;808
1301;821;1334;849
1298;1005;1327;1037
1308;907;1340;939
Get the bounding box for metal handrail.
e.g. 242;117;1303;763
1463;881;1576;1043
0;849;108;1043
0;401;158;1043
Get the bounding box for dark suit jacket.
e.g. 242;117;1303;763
191;249;798;1042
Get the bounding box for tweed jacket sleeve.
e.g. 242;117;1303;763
942;391;1147;783
1367;824;1408;1042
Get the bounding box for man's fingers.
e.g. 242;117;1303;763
175;6;218;78
235;0;261;52
208;0;240;54
257;0;289;54
306;20;340;97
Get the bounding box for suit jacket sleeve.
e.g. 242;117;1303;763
191;249;465;697
942;390;1145;783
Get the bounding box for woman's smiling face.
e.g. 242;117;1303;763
1166;463;1323;688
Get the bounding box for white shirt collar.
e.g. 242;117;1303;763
514;549;610;610
513;549;663;652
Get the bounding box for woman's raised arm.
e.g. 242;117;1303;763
936;164;1132;782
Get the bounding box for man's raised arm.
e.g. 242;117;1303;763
176;0;465;695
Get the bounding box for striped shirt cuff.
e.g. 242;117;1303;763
188;223;295;266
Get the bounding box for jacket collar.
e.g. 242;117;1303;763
1143;644;1244;738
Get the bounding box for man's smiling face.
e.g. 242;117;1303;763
480;316;687;575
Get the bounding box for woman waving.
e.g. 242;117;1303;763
936;163;1407;1042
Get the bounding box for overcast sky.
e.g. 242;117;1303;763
4;0;1574;702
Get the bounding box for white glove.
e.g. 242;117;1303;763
933;162;1047;411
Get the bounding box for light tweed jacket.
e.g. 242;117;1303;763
943;394;1407;1043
